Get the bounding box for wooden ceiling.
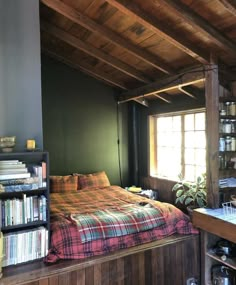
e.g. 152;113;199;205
40;0;236;103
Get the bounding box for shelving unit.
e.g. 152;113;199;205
218;95;236;205
0;151;50;267
193;208;236;284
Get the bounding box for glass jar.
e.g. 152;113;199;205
219;137;225;151
225;102;231;115
224;120;231;133
225;136;232;151
231;137;236;151
230;102;236;116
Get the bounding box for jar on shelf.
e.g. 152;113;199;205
231;120;236;133
219;119;224;133
225;136;232;151
219;137;225;151
224;120;232;133
225;101;231;115
219;155;225;169
230;102;236;116
231;137;236;151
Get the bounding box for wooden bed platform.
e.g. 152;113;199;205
0;234;200;285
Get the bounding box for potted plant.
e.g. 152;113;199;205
172;173;207;216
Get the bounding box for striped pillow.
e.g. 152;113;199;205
77;171;110;189
50;175;78;193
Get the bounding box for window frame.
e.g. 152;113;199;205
148;108;206;181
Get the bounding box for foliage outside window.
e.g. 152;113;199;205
149;109;206;182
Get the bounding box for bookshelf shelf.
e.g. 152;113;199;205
0;151;50;267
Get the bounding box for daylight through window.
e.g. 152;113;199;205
149;109;206;182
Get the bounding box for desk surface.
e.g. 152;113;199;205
192;208;236;243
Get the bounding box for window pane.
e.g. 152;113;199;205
195;149;206;166
185;165;195;181
195;113;205;130
173;116;181;131
185;114;194;131
185;149;195;164
150;110;206;182
194;131;206;148
185;131;195;148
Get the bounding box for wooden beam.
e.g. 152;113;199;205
205;58;219;208
156;0;236;55
118;66;205;102
41;46;128;90
106;0;209;64
153;94;172;103
218;0;236;16
41;0;174;74
41;21;151;84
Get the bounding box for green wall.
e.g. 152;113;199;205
41;55;129;186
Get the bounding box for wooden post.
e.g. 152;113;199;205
205;58;219;208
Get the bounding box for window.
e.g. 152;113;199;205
149;109;206;182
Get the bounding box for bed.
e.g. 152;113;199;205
45;184;198;263
1;173;200;285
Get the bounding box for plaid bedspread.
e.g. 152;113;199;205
70;204;165;243
45;186;198;263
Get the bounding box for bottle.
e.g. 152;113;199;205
225;102;231;115
230;102;236;116
224;120;231;133
219;137;225;151
219;155;225;169
231;137;236;151
225;136;232;151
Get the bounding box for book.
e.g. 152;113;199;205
0;160;20;165
0;163;26;170
0;172;31;180
0;168;28;174
3;183;38;192
0;177;39;186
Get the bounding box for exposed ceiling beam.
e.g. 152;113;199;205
106;0;209;64
153;94;172;103
41;21;152;84
41;0;174;74
156;0;236;55
41;46;128;90
118;67;206;102
218;0;236;16
178;86;196;99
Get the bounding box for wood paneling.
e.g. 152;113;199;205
1;234;200;285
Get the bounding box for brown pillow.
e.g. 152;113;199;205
76;171;110;189
50;175;78;193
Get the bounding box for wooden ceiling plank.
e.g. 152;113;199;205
218;0;236;17
41;21;152;83
155;0;236;55
106;0;209;64
118;67;206;101
41;46;128;89
41;0;174;74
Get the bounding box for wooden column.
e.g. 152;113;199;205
205;59;219;208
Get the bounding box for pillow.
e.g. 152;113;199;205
50;175;78;193
76;171;110;189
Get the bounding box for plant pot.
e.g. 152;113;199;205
187;205;199;221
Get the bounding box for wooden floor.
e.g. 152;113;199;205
0;234;200;285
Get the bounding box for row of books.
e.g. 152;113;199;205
0;159;47;192
0;195;47;227
2;227;48;267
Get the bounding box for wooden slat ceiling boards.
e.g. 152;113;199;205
40;0;236;102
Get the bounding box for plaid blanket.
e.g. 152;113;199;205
45;186;198;263
70;204;165;243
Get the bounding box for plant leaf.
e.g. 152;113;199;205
176;189;184;197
